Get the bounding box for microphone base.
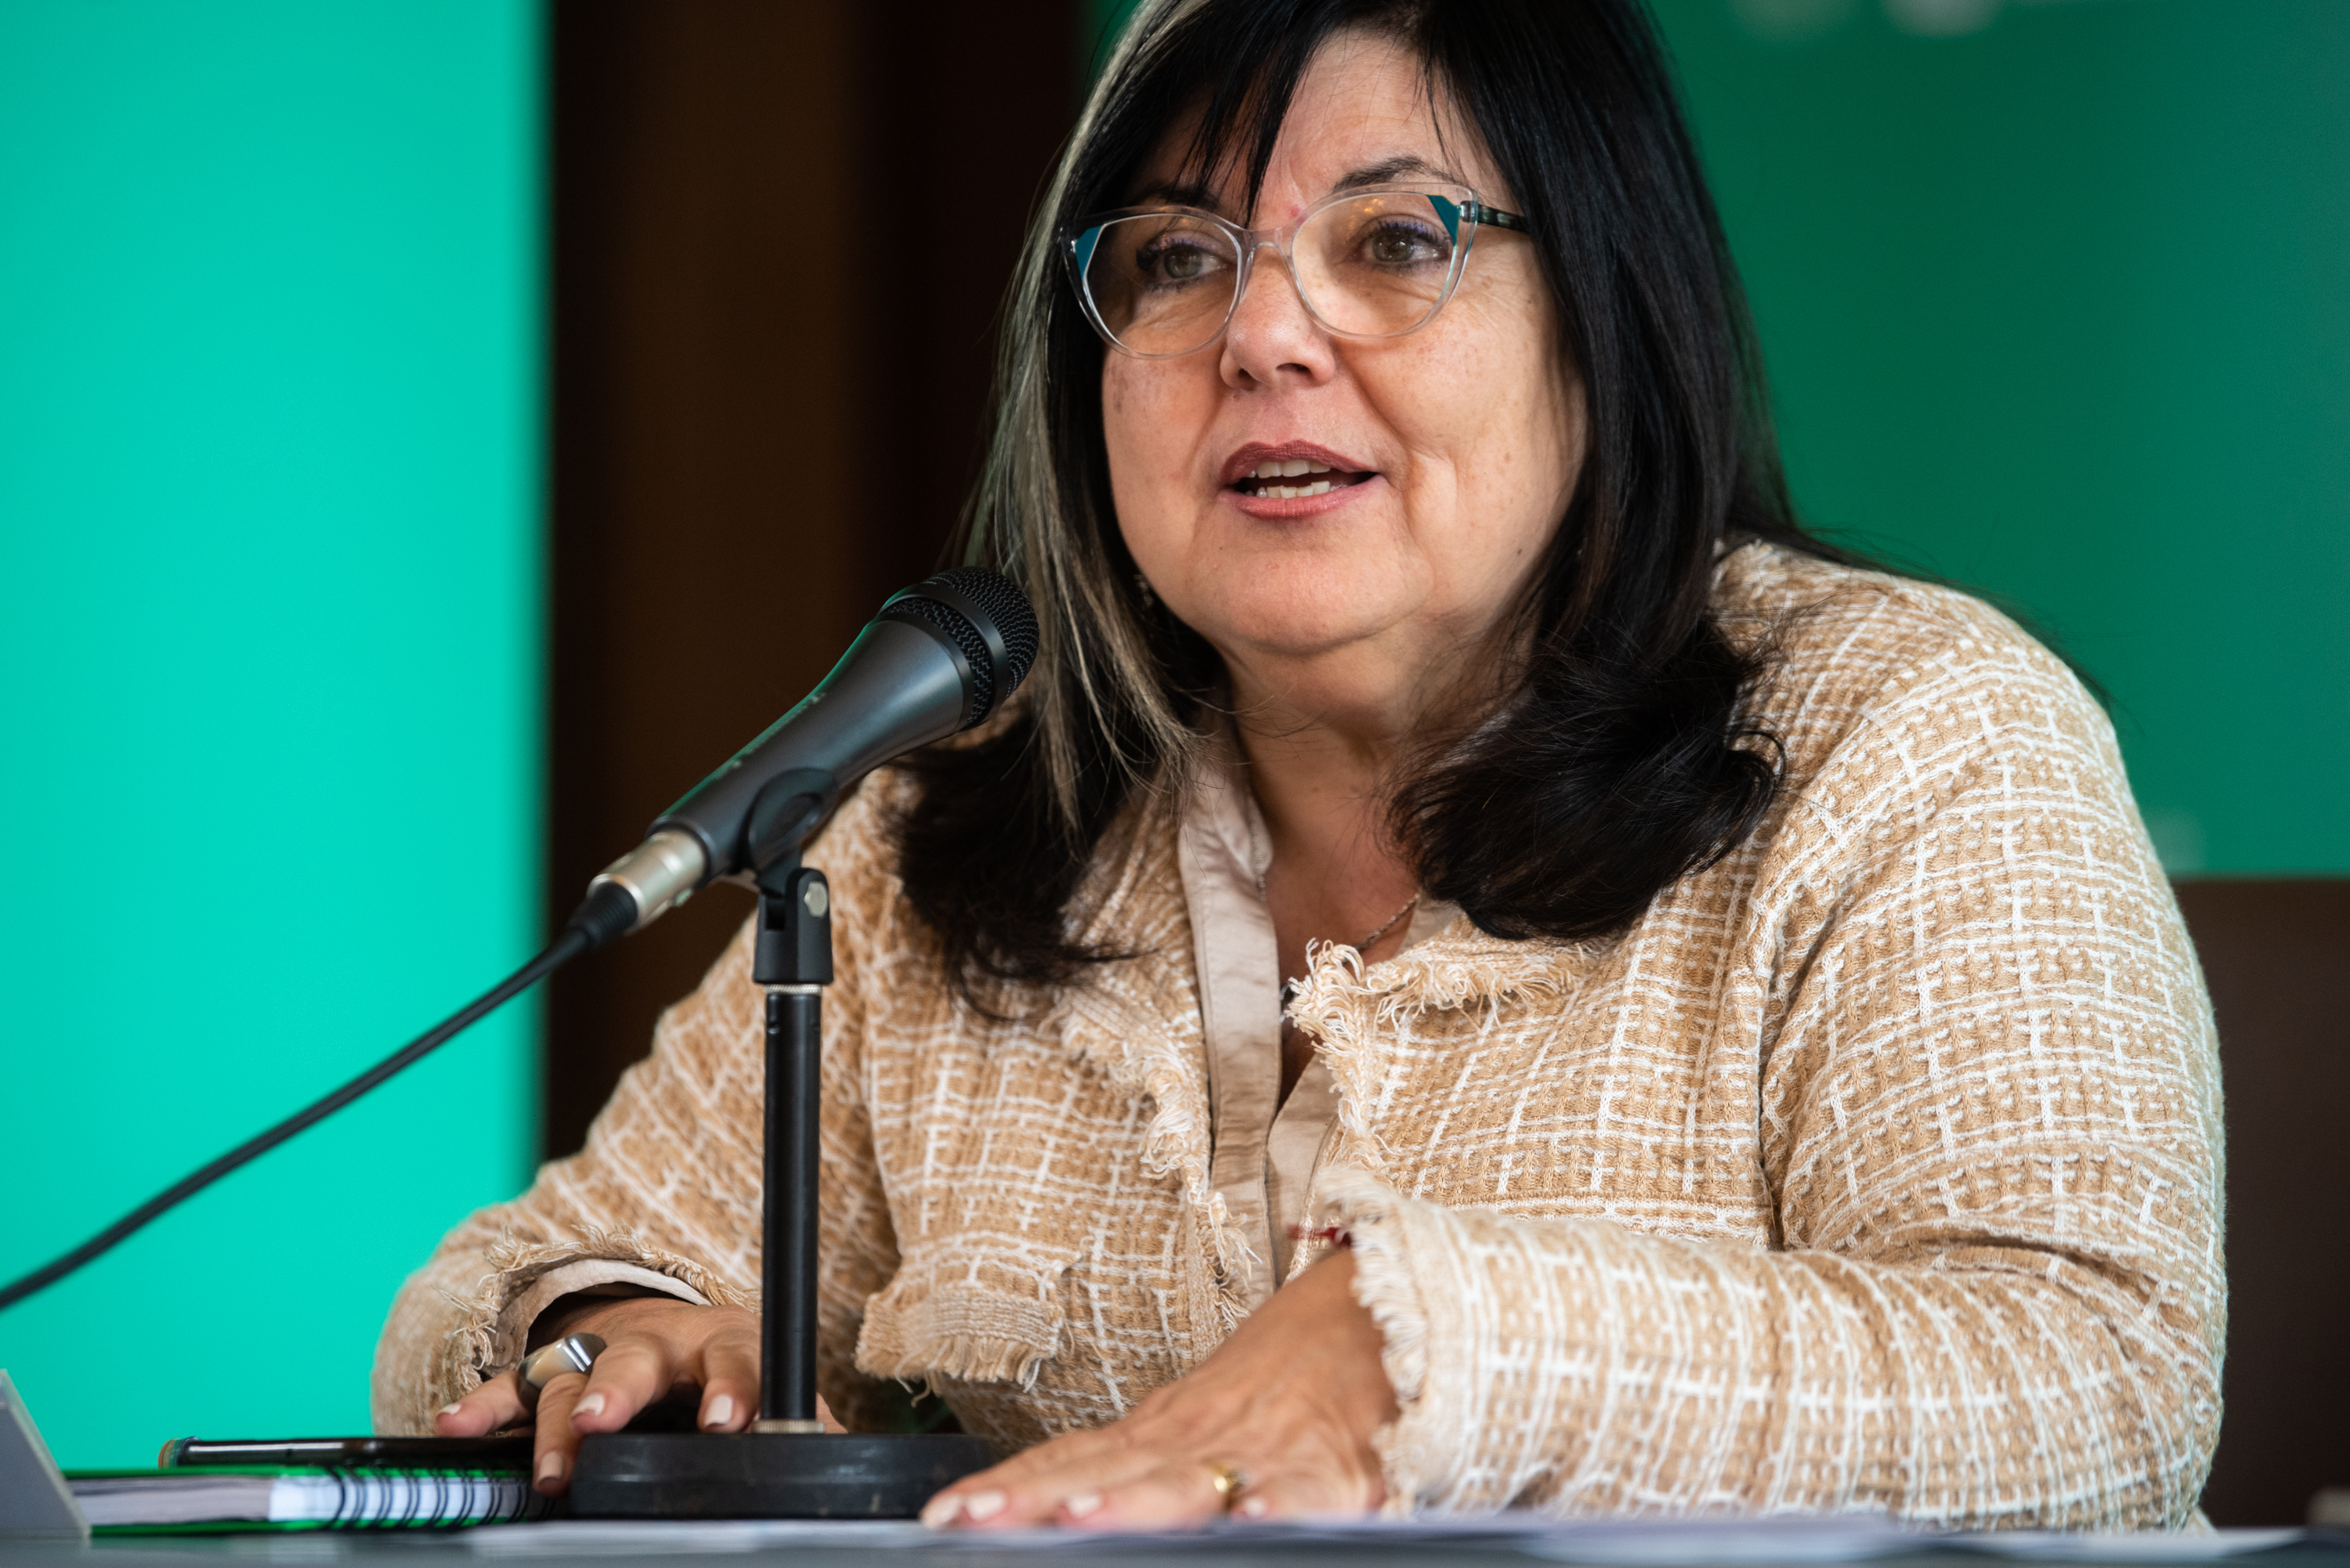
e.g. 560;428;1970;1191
569;1432;993;1519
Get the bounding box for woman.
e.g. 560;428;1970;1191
379;0;2222;1530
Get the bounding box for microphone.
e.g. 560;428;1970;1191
567;567;1038;949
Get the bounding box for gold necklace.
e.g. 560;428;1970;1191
1354;894;1420;952
1281;894;1422;1014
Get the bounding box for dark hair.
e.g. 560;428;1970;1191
895;0;1853;990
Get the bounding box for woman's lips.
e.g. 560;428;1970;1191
1218;442;1380;517
1218;441;1375;486
1223;467;1383;518
1229;456;1375;500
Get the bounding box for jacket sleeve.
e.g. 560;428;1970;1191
369;786;907;1435
1317;616;2225;1527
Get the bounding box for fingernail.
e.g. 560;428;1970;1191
1238;1495;1270;1519
920;1494;964;1529
575;1392;607;1420
535;1451;567;1486
1064;1492;1102;1519
964;1490;1006;1522
703;1394;735;1430
437;1403;462;1418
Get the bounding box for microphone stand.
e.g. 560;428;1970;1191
569;789;992;1517
754;858;829;1440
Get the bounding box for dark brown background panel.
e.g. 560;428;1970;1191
546;0;1076;1158
2176;880;2350;1525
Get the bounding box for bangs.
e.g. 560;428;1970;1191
1072;2;1441;222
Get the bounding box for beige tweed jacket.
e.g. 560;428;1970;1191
373;544;2224;1526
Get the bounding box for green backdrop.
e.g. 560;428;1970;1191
1086;0;2350;874
0;1;542;1468
1651;0;2349;875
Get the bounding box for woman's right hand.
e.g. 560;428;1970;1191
434;1296;779;1494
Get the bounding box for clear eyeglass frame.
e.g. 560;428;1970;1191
1061;182;1531;359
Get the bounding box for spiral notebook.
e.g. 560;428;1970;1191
63;1433;548;1534
68;1465;554;1533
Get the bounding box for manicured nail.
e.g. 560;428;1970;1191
535;1451;566;1486
1238;1495;1270;1519
575;1392;606;1420
437;1403;462;1418
920;1494;964;1529
703;1394;735;1430
1064;1492;1102;1519
964;1490;1007;1522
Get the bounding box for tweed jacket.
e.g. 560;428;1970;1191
373;544;2225;1526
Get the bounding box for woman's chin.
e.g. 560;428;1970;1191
1179;573;1430;664
1202;612;1427;677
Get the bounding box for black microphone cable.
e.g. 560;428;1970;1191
0;883;637;1315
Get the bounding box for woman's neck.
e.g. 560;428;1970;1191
1224;644;1479;978
1238;712;1413;909
1222;623;1495;873
1227;673;1434;1101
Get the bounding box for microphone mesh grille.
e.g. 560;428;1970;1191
932;568;1039;694
889;594;998;718
888;568;1040;726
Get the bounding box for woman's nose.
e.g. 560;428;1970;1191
1219;243;1336;388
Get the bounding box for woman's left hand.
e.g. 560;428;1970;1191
920;1249;1397;1530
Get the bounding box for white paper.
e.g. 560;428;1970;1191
1949;1531;2305;1561
460;1515;2313;1562
465;1519;937;1555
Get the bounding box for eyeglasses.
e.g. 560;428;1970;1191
1062;182;1529;359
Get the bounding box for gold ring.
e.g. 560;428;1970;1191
1203;1459;1250;1512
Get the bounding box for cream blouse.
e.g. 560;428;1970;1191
1177;721;1458;1294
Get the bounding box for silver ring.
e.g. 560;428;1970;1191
515;1332;604;1409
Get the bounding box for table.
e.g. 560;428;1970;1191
7;1519;2348;1568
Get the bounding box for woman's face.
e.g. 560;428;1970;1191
1104;29;1584;722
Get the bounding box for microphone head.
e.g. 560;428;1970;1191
879;568;1039;728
